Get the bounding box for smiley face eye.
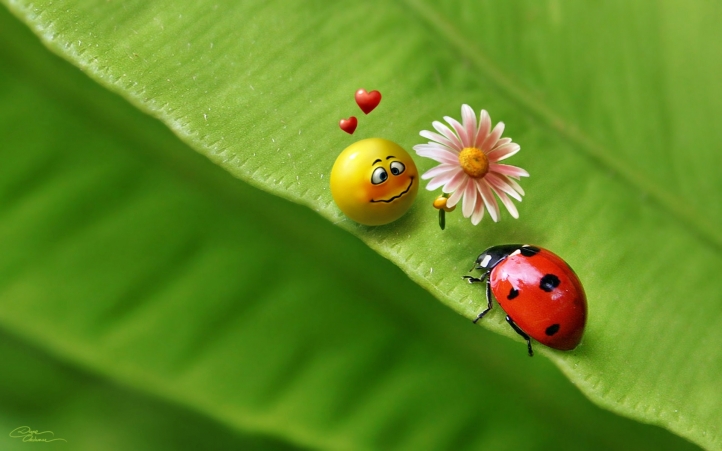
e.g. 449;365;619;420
389;161;406;176
371;167;388;185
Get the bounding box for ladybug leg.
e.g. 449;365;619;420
465;275;493;324
462;274;485;284
505;315;534;357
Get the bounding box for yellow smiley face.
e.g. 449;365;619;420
330;138;419;226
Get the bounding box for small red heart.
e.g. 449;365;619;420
355;89;382;114
339;116;358;134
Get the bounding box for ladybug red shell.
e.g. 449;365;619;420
464;244;587;356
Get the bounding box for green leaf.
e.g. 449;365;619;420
1;0;719;450
4;18;690;450
0;332;302;451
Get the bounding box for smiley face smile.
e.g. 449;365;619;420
370;177;414;203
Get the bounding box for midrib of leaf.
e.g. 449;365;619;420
401;0;722;251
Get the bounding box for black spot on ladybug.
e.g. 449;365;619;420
545;324;560;336
539;274;560;292
507;288;519;300
520;246;540;257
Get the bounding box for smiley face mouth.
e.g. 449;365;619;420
370;177;414;203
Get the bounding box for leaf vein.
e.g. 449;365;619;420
401;0;722;250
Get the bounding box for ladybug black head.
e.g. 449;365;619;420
474;244;540;272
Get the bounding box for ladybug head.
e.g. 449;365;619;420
474;244;528;272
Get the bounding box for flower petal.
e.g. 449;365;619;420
487;143;521;162
446;177;467;207
421;163;459;179
443;115;469;148
485;172;522;201
425;169;458;190
462;180;477;217
420;130;459;151
492;137;512;149
432;121;463;150
474;109;492;149
481;121;505;152
415;146;460;165
490;163;529;178
499;174;526;196
477;179;500;222
461;104;478;147
426;166;463;189
442;169;468;194
414;142;458;154
471;196;485;225
492;186;519;219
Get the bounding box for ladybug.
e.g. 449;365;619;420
464;244;587;356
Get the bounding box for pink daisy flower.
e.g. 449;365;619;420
414;105;529;225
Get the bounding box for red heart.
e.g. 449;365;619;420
339;116;358;134
355;89;382;114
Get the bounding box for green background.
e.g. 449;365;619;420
1;1;720;450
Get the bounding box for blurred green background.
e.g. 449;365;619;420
1;1;721;450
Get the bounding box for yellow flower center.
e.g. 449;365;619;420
458;147;489;178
